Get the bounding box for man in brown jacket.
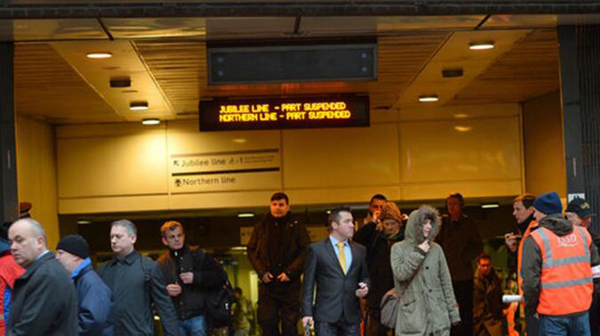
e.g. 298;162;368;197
473;253;503;336
247;192;311;336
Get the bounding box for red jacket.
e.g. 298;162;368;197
0;252;25;336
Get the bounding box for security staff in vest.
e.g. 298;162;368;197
157;221;227;336
247;192;311;336
522;192;600;335
566;198;600;336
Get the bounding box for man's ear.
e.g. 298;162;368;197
161;237;168;247
131;234;137;244
36;236;45;248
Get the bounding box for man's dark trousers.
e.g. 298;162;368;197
315;321;360;336
451;280;473;336
258;284;300;336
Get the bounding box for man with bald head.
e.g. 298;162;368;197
7;218;78;336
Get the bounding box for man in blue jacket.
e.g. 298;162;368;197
56;235;114;336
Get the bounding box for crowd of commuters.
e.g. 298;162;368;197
0;190;598;336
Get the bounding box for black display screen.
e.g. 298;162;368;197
199;96;370;132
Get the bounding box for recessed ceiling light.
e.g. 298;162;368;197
86;52;113;59
77;220;92;225
238;212;255;218
232;138;247;144
454;126;472;132
469;42;495;50
142;118;160;125
130;101;149;111
418;95;439;103
454;114;469;119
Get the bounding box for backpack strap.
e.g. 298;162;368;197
139;255;153;304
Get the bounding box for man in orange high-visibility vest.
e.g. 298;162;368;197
522;192;600;336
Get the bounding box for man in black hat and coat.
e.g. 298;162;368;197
56;234;114;336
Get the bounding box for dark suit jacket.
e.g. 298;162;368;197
302;238;369;324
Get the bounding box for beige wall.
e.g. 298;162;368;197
16;115;59;248
56;103;525;214
522;91;567;197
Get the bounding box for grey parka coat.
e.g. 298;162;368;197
391;205;460;336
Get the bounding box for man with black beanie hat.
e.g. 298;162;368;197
56;234;114;336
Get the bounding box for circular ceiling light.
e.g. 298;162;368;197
86;52;113;59
130;101;149;111
418;95;439;103
469;42;495;50
142;118;160;126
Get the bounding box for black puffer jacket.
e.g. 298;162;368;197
353;222;404;312
157;245;226;320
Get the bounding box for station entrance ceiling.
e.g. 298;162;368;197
5;12;582;124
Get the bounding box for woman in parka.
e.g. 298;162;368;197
391;205;460;336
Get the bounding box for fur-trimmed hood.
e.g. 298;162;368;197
405;205;441;245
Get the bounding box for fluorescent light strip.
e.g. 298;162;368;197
86;52;112;59
481;204;500;209
418;95;439;103
238;212;255;218
142;118;160;125
469;43;495;50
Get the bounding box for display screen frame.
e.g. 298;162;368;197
199;95;370;132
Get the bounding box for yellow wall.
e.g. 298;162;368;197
522;91;567;197
56;103;524;214
16;115;59;248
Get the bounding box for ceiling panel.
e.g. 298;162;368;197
136;33;449;115
301;16;484;37
104;17;294;40
481;15;556;29
0;19;107;41
14;43;119;123
451;29;559;105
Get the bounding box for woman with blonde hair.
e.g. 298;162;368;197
391;205;460;336
354;201;405;336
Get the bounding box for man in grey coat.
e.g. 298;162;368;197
7;218;78;336
97;219;179;336
301;207;369;336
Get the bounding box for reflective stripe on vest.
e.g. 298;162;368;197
530;226;593;315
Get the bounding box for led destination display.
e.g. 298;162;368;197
199;96;369;131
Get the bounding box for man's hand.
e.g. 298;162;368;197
166;284;182;297
302;316;313;328
372;210;381;222
180;272;194;284
418;241;430;253
533;313;539;319
262;272;274;283
277;273;290;282
355;282;369;298
504;233;519;253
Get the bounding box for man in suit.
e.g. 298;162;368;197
302;207;370;336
